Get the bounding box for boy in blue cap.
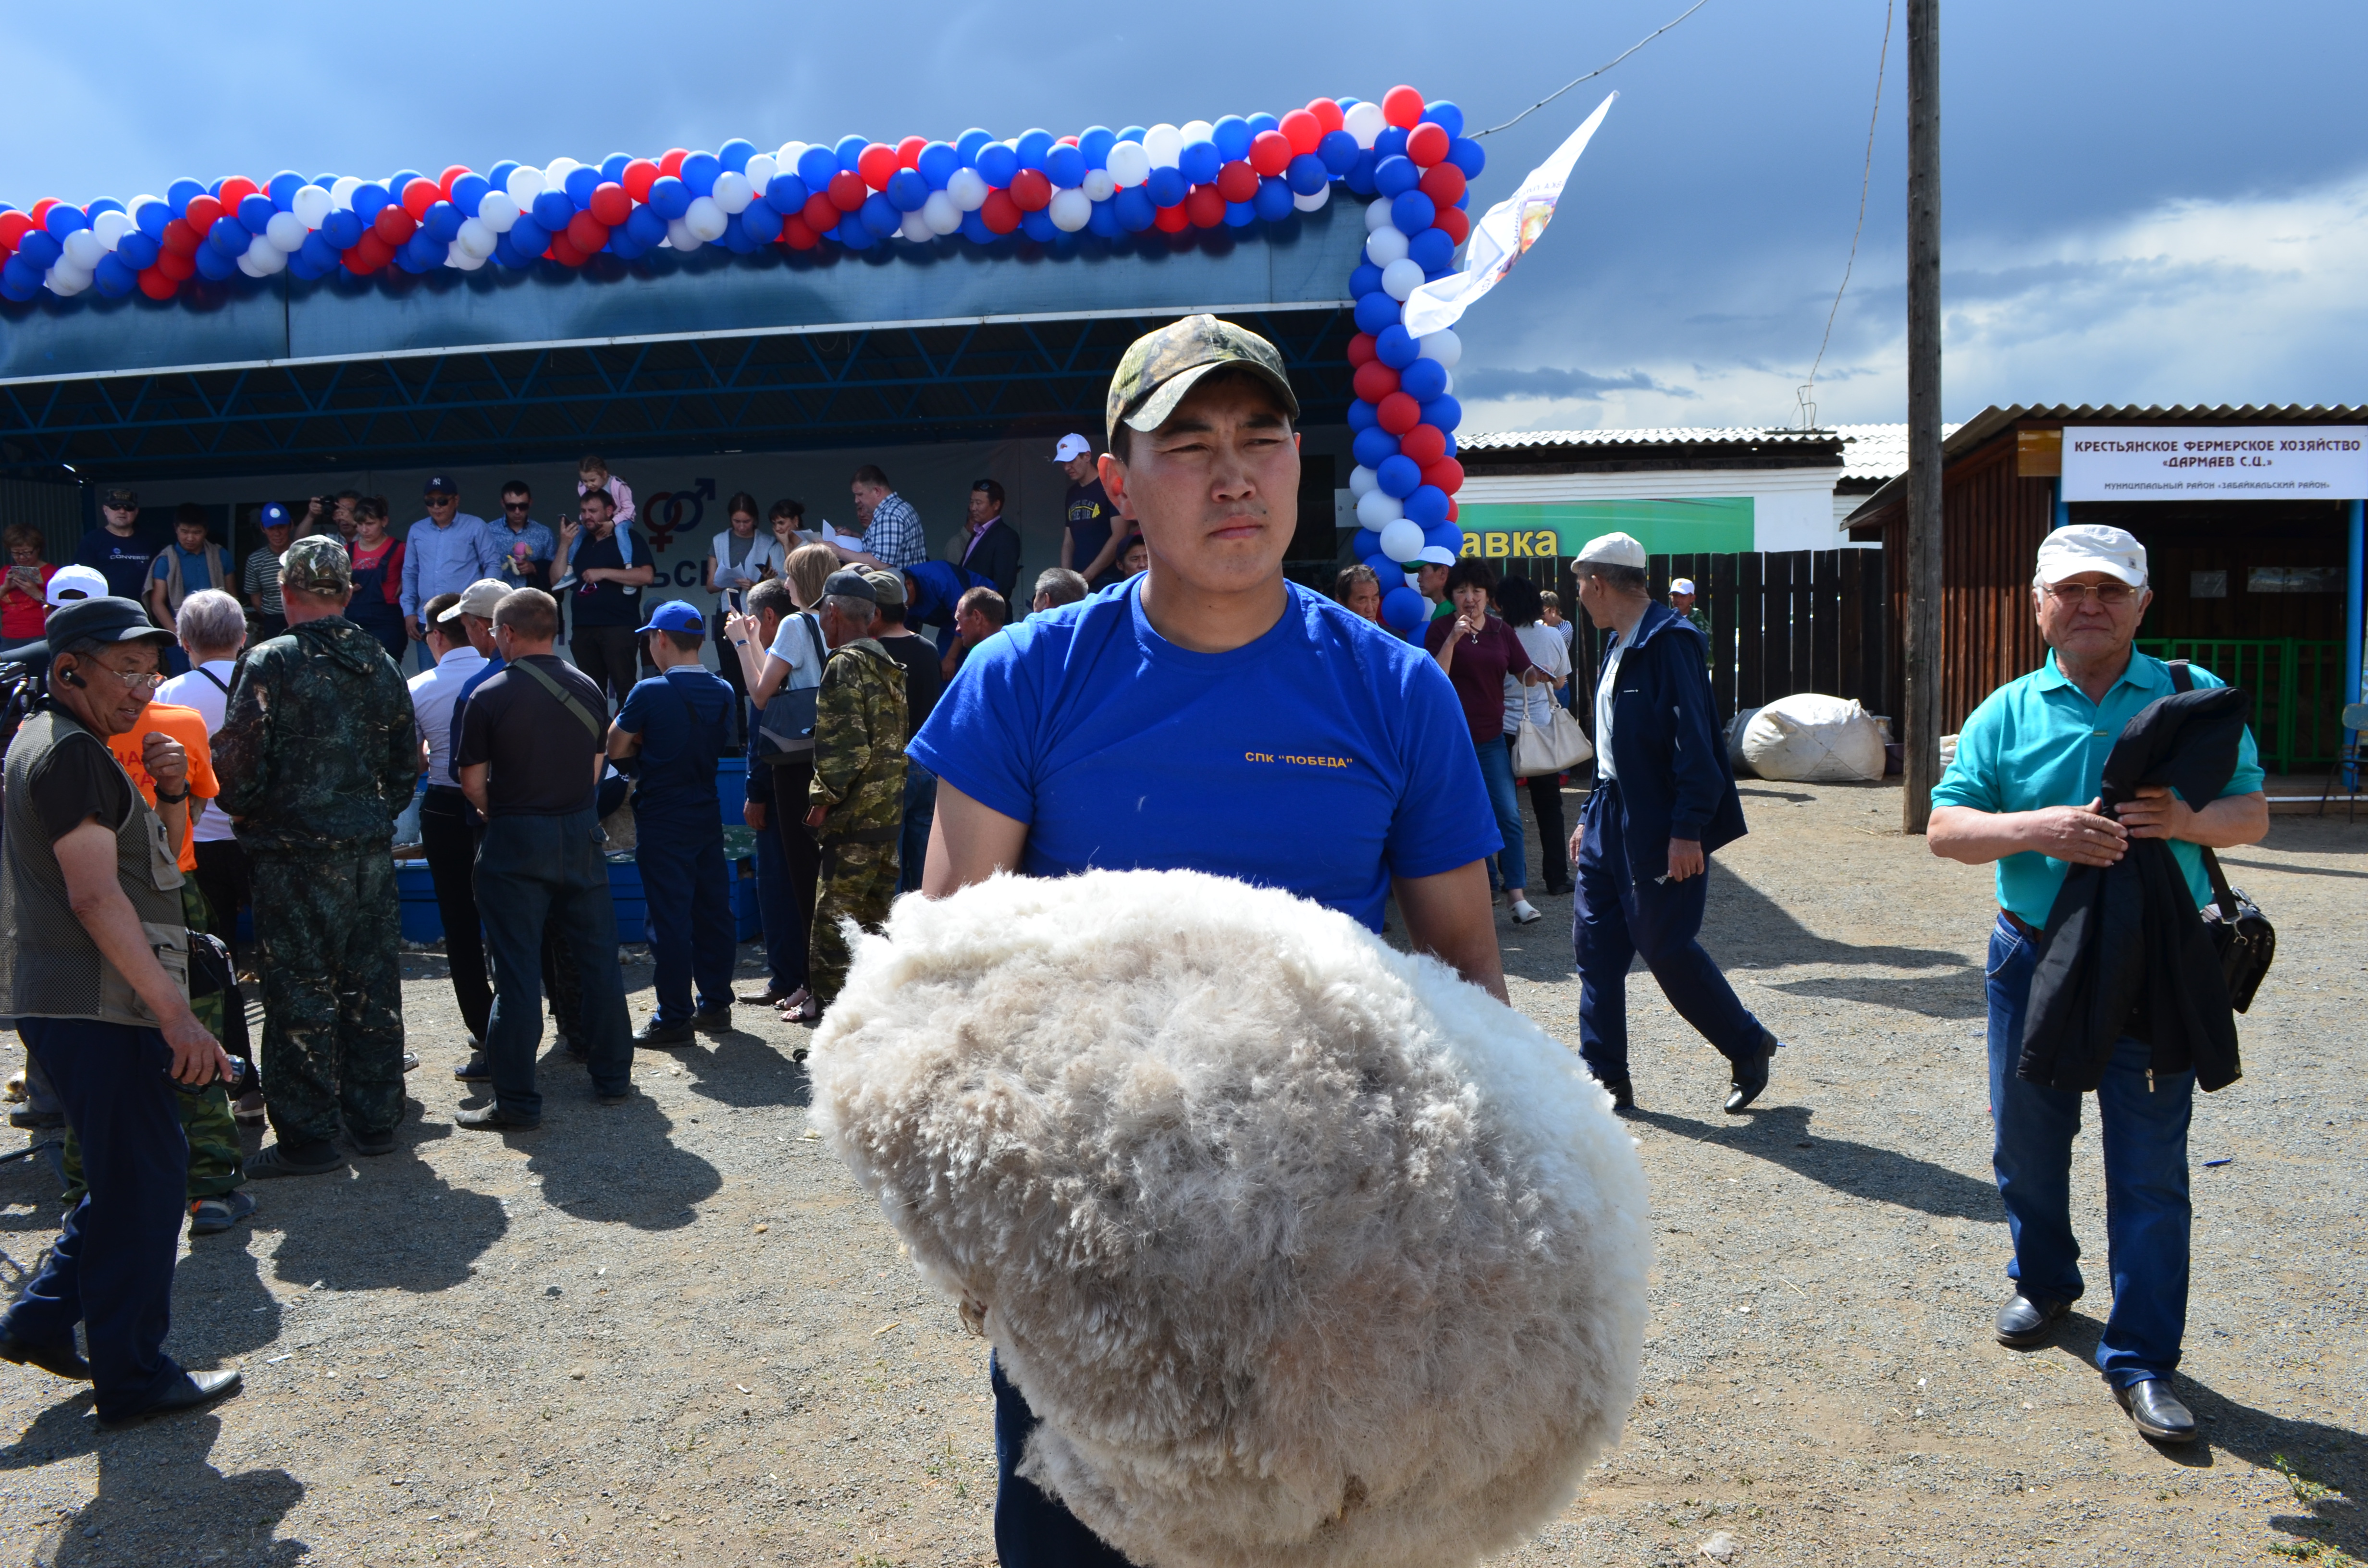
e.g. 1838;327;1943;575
607;600;738;1047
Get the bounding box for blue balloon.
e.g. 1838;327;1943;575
1318;129;1360;176
838;217;876;250
1391;191;1436;234
1246;111;1280;137
208;216;250;257
680;152;721;199
192;242;237;281
507;213;550;257
718;138;755;174
1361;552;1396;579
396;234;440;272
797;147;840;191
1424;101;1466;139
166;178;205;218
486;161;520;194
1286;154;1328;196
1399;357;1449;403
1381;586;1428;633
1353;290;1402;334
321;209;363;250
1223;199;1256;228
607;233;648;262
625;205;668;247
287;252;327;282
1078;126;1116;170
234;193;274;234
1212;116;1253;161
14;231;61;269
1374;157;1419;198
860;191;900;236
1145;166;1189;208
1344;150;1380;197
451;173;490;217
1044;143;1086;189
206;178;226;198
492;233;532;269
1407;226;1455;273
86;198;125;220
1177;139;1221;186
1346;396;1379;432
1014;128;1054;171
975;142;1019;187
296;231;338;270
885;168;929;213
1373;127;1408;161
564;166;602;208
1420;394;1463;433
1424;522;1464;556
955;128;994;166
646;177;691;221
1404;485;1450;527
1111;186;1157;232
721;212;761;253
959;208;995;245
917;141;961;189
834;135;869;172
1252;176;1295;222
0;257;41;299
1377;454;1422;498
1442;429;1458;457
1117;125;1147;144
1352;527;1384;559
117;231;160;270
1349;261;1384;298
133;198;171;240
267;172;305;210
1087;197;1122;238
764;174;811;215
600;152;632;184
1374;324;1418;368
43;204;88;239
420;201;462;243
1448;137;1486;179
531;190;574;232
93;252;137;297
1020;208;1059;243
1353;425;1401;469
352;183;392;221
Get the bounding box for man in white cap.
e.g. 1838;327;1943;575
1414;546;1457;626
1568;531;1779;1116
1928;524;2265;1446
1054;433;1124;590
43;564;110;608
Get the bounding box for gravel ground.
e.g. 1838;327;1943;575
0;782;2359;1568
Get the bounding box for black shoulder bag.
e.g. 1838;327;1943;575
755;612;829;761
2168;660;2276;1011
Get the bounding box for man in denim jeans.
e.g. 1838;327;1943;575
1928;523;2267;1445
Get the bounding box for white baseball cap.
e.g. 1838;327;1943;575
45;564;109;605
1052;433;1094;463
1416;545;1459;566
2035;524;2147;587
1669;577;1696;595
1574;531;1648;570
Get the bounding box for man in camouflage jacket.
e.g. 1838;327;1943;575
800;570;909;1023
213;536;421;1177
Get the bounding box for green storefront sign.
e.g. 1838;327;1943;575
1455;497;1756;559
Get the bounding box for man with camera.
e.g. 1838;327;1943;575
0;595;242;1424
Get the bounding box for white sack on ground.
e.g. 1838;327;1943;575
1741;693;1887;783
810;868;1651;1568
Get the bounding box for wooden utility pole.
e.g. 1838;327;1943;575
1902;0;1943;833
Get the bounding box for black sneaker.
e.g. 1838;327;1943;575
632;1017;696;1049
690;1006;733;1034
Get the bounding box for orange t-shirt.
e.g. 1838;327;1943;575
107;702;219;874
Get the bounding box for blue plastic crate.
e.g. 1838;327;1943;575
395;852;754;945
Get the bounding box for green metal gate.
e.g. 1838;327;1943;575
2135;638;2348;773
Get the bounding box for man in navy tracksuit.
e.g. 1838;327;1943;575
1568;530;1782;1116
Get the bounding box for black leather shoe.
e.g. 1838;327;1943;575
2116;1378;2196;1443
455;1104;541;1132
102;1368;241;1427
1724;1031;1776;1114
1994;1290;2072;1348
0;1333;91;1381
1601;1078;1635;1114
690;1007;733;1034
632;1017;695;1049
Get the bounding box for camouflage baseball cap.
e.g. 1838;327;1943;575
1106;314;1300;446
279;534;352;596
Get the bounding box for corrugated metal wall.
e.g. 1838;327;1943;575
0;478;84;567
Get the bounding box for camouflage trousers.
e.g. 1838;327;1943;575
808;841;899;1010
250;844;406;1149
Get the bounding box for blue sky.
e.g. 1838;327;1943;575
6;0;2364;433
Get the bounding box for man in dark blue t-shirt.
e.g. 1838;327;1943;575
908;314;1506;1567
554;488;654;709
609;600;738;1047
74;487;171;606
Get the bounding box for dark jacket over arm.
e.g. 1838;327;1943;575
1597;600;1746;867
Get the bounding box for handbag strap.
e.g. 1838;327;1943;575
512;657;605;744
2164;659;2243;913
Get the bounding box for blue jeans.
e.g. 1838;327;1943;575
633;810;735;1025
1473;734;1525;893
751;789;801;991
1986;915;2191;1386
475;807;633;1117
991;1353;1137;1567
897;763;938;896
2;1018;190;1421
1574;777;1763;1084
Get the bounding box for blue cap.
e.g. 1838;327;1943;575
635;599;705;636
423;475;457;497
259;502;291;528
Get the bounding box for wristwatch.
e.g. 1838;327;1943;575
154;786;189;804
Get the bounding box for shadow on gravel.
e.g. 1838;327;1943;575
675;1028;813;1110
1629;1103;2005;1222
522;1096;721;1231
264;1115;508;1295
172;1235;284;1362
0;1409;306;1566
1738;786;1815;804
2215;855;2368;881
1711;869;1968;976
1763;973;1987;1020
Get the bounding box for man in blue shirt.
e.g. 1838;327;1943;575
609;600;738;1047
1930;523;2267;1446
910;314;1505;1567
75;487;169;605
493;479;560;593
399;477;502;670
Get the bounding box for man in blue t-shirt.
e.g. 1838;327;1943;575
75;487;171;604
608;600;738;1048
907;314;1506;1566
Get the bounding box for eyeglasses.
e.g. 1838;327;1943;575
503;502;532;512
2044;582;2139;608
90;663;164;692
426;494;456;506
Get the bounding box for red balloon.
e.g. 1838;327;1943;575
402;178;440;220
373;205;417;244
1446;498;1459;522
1307;98;1345;135
1434;206;1470;245
587;183;632;226
27;198;57;226
218;176;260;210
183;195;223;233
0;211;33;250
781;215;819;250
1247;131;1293;178
1397;423;1447;467
547;234;587;268
154;247;196;282
1346;331;1379;368
1278;110;1323;157
137;265;178;300
659;148;689;178
1008;169;1052;213
827;171;868;212
622;159;661;203
566;210;610;253
857;143;899;191
1352;361;1400;403
802;192;841;233
1381;86;1425;128
1418;163;1467;207
1421;457;1465;495
439;165;472;200
1376;391;1422;435
897;136;927;170
979;189;1022;234
1214;161;1258;203
347;232;394;271
1185;184;1226;228
1406;123;1451;169
1152;202;1190;234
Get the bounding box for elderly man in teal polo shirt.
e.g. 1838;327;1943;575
1928;523;2267;1446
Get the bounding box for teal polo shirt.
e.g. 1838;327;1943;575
1932;648;2264;928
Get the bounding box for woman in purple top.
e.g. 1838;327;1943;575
1425;558;1545;925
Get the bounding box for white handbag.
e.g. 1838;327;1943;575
1514;704;1593;777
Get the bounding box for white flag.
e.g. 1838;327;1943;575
1401;93;1617;340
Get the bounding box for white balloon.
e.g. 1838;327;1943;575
921;190;962;235
1405;568;1425;590
712;171;754;215
1416;328;1462;368
91;210;133;248
445;243;487;271
234;250;268;279
506;167;544;207
893;208;929;243
246;231;286;270
1179;120;1215;147
1344;100;1386;149
455;217;497;258
1048;188;1092;232
1365;226;1408;267
291;185;332;229
666;216;703;252
1081;168;1117;203
1103;141;1151;189
1368;197;1399;234
265;210;307;252
1378;518;1426;563
1348;464;1379;498
476;190;520;233
1381;257;1425;301
1356;488;1406;528
1142;123;1183;169
777;141;808;173
62;230;106;270
947;167;989;212
543;158;579;190
330;175;362;211
683;196;728;242
45;263;90;296
744;154;777;197
1292;184;1331;213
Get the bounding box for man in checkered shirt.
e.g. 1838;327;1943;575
831;465;925;571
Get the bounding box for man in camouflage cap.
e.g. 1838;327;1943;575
794;569;908;1029
213;535;422;1177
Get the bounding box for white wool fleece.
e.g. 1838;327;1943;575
809;868;1651;1568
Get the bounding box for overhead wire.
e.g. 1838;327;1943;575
1798;0;1895;428
1469;0;1715;139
